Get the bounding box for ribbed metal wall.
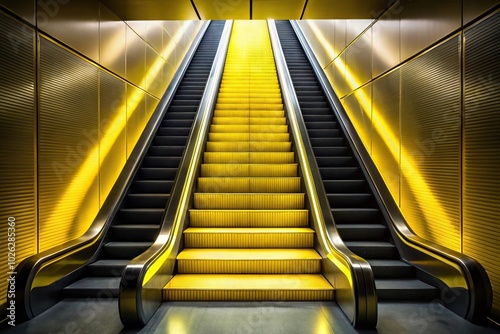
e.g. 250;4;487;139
400;36;462;252
372;68;400;204
341;84;372;153
99;70;127;204
0;12;36;308
38;37;100;251
463;12;500;320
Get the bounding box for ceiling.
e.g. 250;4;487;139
101;0;396;20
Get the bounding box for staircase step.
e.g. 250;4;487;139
208;132;289;142
211;117;286;125
204;152;295;164
344;241;398;259
206;141;291;152
189;209;309;227
201;164;298;177
210;124;288;133
193;193;304;209
183;227;314;248
367;259;415;278
197;177;301;193
163;274;334;301
177;248;321;273
87;259;130;277
63;277;120;298
375;279;439;301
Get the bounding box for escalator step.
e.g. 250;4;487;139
316;156;355;167
130;180;174;193
336;224;387;241
87;259;130;277
344;241;397;259
123;194;170;208
149;145;185;156
313;147;350;156
102;242;153;259
322;180;367;193
327;193;374;208
143;156;182;168
153;136;188;146
136;168;177;180
63;277;121;298
331;208;381;224
157;127;191;136
310;138;344;146
118;208;164;224
367;259;415;278
319;167;361;179
375;279;439;301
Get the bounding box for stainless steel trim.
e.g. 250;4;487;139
268;20;378;329
118;20;233;327
13;21;212;322
290;20;492;323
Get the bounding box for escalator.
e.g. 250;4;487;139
163;20;333;300
275;21;439;301
16;21;225;312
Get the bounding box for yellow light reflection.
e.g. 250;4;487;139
308;23;455;245
47;21;195;242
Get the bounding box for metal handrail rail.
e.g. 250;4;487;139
118;20;233;327
290;20;492;323
11;21;211;322
268;20;378;329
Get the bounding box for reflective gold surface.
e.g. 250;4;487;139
102;0;198;20
303;0;392;19
253;0;306;20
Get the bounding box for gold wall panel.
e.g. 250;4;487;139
126;24;146;89
146;21;164;53
37;0;100;63
345;27;372;90
399;0;461;61
0;0;35;24
372;12;400;77
327;53;347;98
400;36;461;252
99;3;126;78
296;20;336;68
193;0;250;19
334;20;346;54
146;93;160;123
0;12;36;307
253;0;306;20
38;37;100;251
372;69;400;204
146;44;163;98
345;19;372;45
303;0;391;19
101;0;198;20
99;71;127;205
126;84;146;157
341;84;372;153
464;0;499;25
463;12;500;320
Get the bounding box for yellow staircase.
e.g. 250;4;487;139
164;21;333;301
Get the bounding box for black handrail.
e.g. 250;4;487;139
11;21;211;322
290;20;492;323
118;20;233;327
268;20;378;329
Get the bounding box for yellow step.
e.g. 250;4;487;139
163;274;334;301
200;164;298;177
198;177;301;193
205;141;291;152
208;133;290;142
183;227;314;248
177;248;321;274
218;88;281;94
193;193;304;209
211;117;287;125
189;209;309;227
203;152;294;164
215;103;284;110
213;110;284;118
217;92;282;98
209;124;288;134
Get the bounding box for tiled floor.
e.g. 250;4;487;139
2;299;498;334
